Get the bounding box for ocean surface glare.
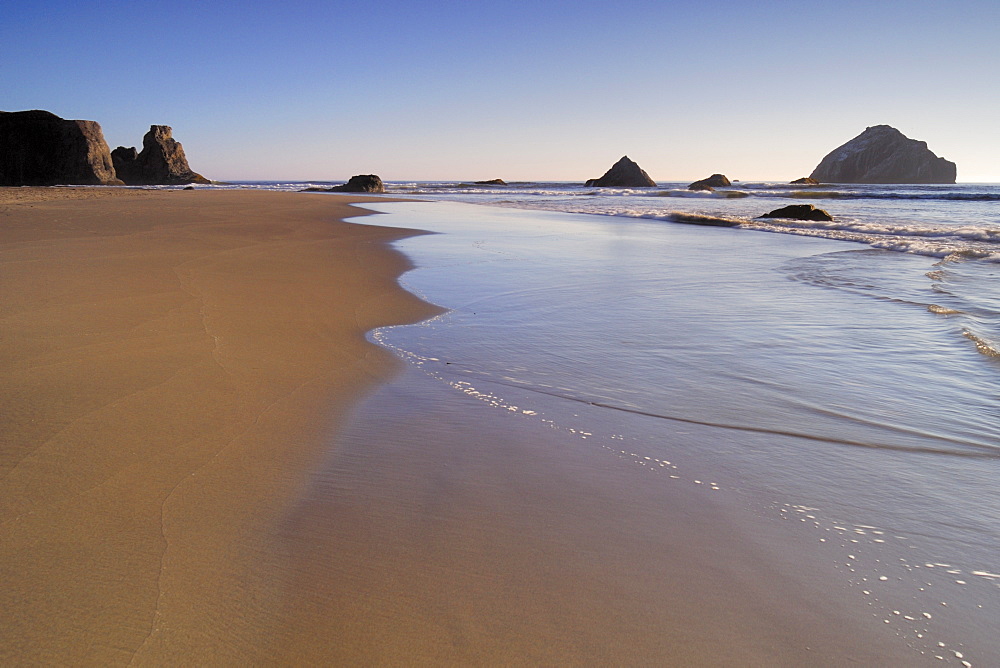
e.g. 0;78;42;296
353;198;999;664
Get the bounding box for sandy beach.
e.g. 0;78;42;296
1;188;943;665
0;188;439;663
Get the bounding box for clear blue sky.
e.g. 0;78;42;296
3;0;997;181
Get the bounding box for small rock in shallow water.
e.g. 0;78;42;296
758;204;833;221
302;174;385;193
688;173;731;190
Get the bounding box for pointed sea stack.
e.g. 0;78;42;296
585;156;656;187
0;110;123;186
112;125;210;185
809;125;956;184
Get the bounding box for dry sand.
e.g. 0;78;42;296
0;188;438;664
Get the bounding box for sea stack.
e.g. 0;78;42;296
0;110;123;186
809;125;956;184
112;125;210;185
585;156;656;187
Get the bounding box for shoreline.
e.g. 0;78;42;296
309;200;994;664
2;188;990;664
268;356;927;665
0;188;441;663
276;200;945;665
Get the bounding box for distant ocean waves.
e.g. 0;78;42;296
546;210;1000;261
381;181;1000;203
651;211;1000;261
381;181;1000;263
200;180;1000;262
746;216;1000;260
784;190;1000;201
205;180;1000;202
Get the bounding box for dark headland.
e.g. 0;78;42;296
0;110;208;186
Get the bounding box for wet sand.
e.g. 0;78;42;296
0;188;438;663
2;188;925;665
268;367;924;666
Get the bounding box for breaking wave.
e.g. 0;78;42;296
781;190;1000;202
744;217;1000;261
964;330;1000;357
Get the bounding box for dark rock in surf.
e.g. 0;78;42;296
759;204;833;222
302;174;385;193
329;174;385;193
0;109;123;185
688;173;731;190
809;125;956;184
585;156;656;187
113;125;210;185
474;178;506;185
669;213;740;227
790;177;820;185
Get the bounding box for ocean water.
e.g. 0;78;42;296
215;180;999;660
341;184;997;663
385;181;1000;261
209;179;998;362
204;179;1000;262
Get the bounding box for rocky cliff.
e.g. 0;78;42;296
809;125;956;184
0;110;122;186
585;156;656;187
110;146;140;184
113;125;210;185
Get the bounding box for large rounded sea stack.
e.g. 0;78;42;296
585;156;656;187
809;125;956;184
